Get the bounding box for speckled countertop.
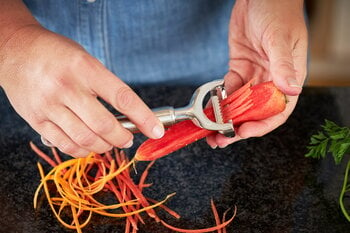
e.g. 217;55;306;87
0;85;349;233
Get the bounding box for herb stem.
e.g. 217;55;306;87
339;160;350;221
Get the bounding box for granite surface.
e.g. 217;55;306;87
0;85;349;233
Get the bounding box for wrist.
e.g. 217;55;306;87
0;0;40;49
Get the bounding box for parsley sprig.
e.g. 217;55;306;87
306;120;350;221
306;119;350;164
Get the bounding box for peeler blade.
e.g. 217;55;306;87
210;85;235;138
190;79;235;137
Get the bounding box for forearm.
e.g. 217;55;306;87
0;0;39;48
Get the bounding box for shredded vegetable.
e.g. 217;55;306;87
32;143;236;232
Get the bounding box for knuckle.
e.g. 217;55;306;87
59;142;79;155
265;28;283;47
52;75;71;90
71;52;90;68
71;52;100;72
276;59;294;70
114;130;133;148
27;111;46;126
92;117;115;135
114;87;137;112
73;131;97;147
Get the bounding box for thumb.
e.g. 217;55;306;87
267;37;302;96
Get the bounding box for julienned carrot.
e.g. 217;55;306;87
33;148;175;232
135;81;287;161
33;144;236;232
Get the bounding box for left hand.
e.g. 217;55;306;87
207;0;308;148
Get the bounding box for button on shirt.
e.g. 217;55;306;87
23;0;235;85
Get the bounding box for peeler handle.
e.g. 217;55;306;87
116;107;177;133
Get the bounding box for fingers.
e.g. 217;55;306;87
223;70;244;94
265;33;303;96
234;96;297;139
45;104;117;153
207;95;298;148
206;133;242;149
34;121;90;158
87;65;164;140
292;38;308;85
64;93;134;149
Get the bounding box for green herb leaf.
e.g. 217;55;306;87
306;120;350;164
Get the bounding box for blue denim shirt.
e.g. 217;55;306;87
23;0;235;85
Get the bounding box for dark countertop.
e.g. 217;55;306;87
0;85;349;233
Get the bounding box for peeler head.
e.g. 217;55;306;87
190;79;235;137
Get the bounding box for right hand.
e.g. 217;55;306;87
0;25;164;157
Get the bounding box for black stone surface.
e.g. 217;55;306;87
0;85;349;233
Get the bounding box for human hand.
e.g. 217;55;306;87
207;0;307;148
0;25;164;157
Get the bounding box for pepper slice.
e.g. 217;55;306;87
135;81;286;161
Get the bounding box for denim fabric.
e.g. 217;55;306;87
23;0;235;85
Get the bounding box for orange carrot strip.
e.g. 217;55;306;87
71;205;82;233
35;162;93;230
91;193;175;218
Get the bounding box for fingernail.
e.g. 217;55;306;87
210;145;217;149
218;144;228;149
122;140;133;148
152;124;164;139
287;78;302;88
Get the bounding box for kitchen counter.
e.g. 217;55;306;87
0;85;349;233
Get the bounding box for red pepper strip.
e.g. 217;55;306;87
161;206;237;233
221;209;230;233
210;200;222;233
147;197;180;219
30;142;57;167
138;161;155;189
118;174;159;221
96;152;145;227
105;151;114;162
220;79;254;106
51;147;63;165
107;180;140;230
98;152;145;227
125;219;131;233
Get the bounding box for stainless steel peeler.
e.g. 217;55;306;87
41;79;234;147
117;79;235;137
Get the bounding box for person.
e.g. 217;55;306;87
0;0;307;157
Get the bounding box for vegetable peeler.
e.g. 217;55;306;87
117;79;235;137
41;79;234;147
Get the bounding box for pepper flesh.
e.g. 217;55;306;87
135;81;286;161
